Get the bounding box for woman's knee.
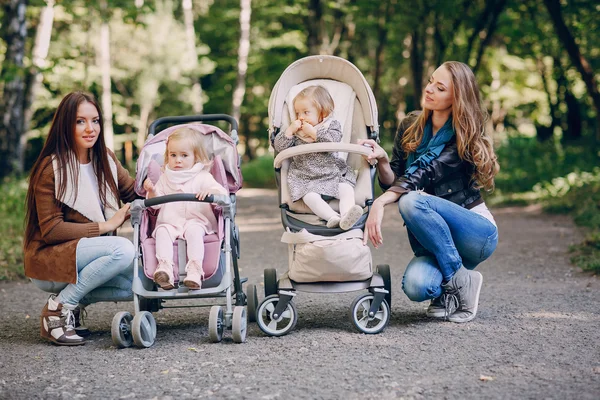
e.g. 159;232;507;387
401;256;442;302
110;237;135;268
398;191;425;219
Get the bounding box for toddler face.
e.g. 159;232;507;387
167;138;196;171
294;97;320;126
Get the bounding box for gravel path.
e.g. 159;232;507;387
0;189;598;399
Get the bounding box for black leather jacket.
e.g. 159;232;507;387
379;112;483;209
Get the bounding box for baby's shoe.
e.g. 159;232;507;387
183;260;204;290
40;295;85;346
154;259;175;290
326;215;341;228
340;205;363;230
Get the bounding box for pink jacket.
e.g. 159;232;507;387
151;163;228;241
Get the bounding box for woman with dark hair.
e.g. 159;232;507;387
360;61;499;323
24;91;137;345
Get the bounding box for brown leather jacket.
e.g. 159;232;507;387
24;151;136;284
380;112;483;209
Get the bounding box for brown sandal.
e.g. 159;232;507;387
40;296;85;346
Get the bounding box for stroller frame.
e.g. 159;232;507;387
111;114;249;348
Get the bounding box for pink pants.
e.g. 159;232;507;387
154;225;206;268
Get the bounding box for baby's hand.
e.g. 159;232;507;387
196;190;213;201
299;121;316;141
285;119;303;138
143;178;155;193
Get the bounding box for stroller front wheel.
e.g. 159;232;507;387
350;293;390;335
256;295;297;337
208;306;224;343
111;311;134;348
132;311;157;348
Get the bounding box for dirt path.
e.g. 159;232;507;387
0;189;598;399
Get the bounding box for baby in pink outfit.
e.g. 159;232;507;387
144;127;228;290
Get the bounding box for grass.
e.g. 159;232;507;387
0;176;27;281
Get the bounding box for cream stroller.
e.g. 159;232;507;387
111;114;251;348
247;56;391;336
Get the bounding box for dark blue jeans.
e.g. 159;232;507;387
399;191;498;302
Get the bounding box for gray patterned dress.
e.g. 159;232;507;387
274;119;357;202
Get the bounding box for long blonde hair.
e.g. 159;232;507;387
401;61;499;191
164;127;210;166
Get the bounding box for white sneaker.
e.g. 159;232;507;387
326;215;341;228
339;205;363;230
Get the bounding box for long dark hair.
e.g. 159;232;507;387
24;91;119;246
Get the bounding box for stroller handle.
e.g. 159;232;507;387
148;114;239;144
143;193;231;208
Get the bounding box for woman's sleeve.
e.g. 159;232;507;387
316;119;342;143
273;131;296;152
379;121;408;191
111;151;137;203
387;141;463;194
35;161;100;244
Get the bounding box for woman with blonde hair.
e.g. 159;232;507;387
360;61;499;323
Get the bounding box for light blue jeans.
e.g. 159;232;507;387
398;191;498;302
31;236;135;306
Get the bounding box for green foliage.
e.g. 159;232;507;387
541;170;600;273
240;154;276;188
0;177;27;281
570;232;600;273
494;134;599;194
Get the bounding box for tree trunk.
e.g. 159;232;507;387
22;0;55;163
0;0;27;178
182;0;204;114
231;0;251;125
472;0;507;73
305;0;323;55
137;99;154;150
536;57;558;142
100;20;115;150
372;0;391;102
544;0;600;141
410;28;424;110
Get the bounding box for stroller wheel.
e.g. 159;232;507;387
264;268;278;297
111;311;133;348
231;306;247;343
208;306;224;343
246;284;258;323
131;311;157;348
256;295;297;337
349;293;390;335
376;264;392;307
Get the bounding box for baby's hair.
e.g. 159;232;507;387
293;85;335;122
165;127;210;165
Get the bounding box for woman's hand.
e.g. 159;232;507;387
363;199;385;248
99;203;131;234
357;139;388;165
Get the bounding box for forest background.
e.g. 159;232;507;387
0;0;599;280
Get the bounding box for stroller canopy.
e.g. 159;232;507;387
268;55;379;135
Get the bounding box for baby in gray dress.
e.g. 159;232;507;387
274;85;363;230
